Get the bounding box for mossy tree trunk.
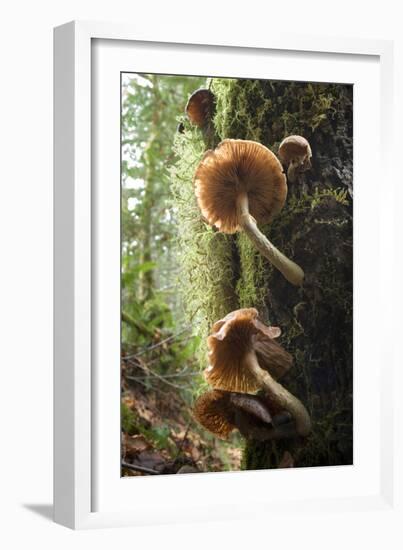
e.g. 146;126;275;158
222;79;353;468
172;78;353;468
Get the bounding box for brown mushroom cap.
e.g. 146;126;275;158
192;390;237;439
185;88;215;129
195;139;287;234
278;135;312;170
205;308;291;393
254;332;293;380
193;389;275;440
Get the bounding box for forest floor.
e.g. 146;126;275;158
121;361;243;477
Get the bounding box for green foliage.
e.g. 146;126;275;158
122;73;205;324
121;402;137;435
121;401;176;453
137;424;177;453
121;73;208;402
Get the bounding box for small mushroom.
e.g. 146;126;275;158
278;135;312;183
195;139;304;286
185;88;215;129
205;308;311;438
193;389;291;441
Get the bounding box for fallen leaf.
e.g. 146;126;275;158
124;434;150;458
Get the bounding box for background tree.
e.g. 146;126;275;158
121;74;244;475
121;73;204;343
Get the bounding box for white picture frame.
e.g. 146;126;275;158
54;20;396;530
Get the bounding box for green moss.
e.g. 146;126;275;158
212;79;273;142
170;123;239;368
236;233;268;315
211;78;349;149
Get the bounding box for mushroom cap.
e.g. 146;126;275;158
192;390;236;439
193;389;274;439
185;88;215;128
205;308;290;393
254;332;293;380
278;135;312;168
195;139;287;234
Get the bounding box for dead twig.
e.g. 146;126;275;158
123;328;190;360
174;420;192;459
121;461;160;475
126;370;201;381
124;358;194;391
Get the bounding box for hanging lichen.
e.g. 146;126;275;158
170;121;238;367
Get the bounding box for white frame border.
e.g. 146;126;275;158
54;20;395;530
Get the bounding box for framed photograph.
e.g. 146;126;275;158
54;21;395;529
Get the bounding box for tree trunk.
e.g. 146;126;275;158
139;76;161;302
218;79;353;468
173;78;353;468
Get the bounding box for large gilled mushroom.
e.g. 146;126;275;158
193;389;295;441
206;308;292;393
205;308;311;438
194;139;304;286
278;135;312;183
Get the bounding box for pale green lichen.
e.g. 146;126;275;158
236;233;268;315
170;121;238;366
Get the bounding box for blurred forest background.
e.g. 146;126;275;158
121;73;243;476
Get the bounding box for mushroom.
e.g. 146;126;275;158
278;135;312;183
193;389;295;441
194;139;304;286
193;389;235;439
205;308;311;438
205;308;292;393
185;88;216;129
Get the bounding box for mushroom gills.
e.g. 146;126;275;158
194;139;304;286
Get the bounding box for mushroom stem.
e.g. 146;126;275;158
237;193;304;286
287;161;299;183
247;351;311;437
